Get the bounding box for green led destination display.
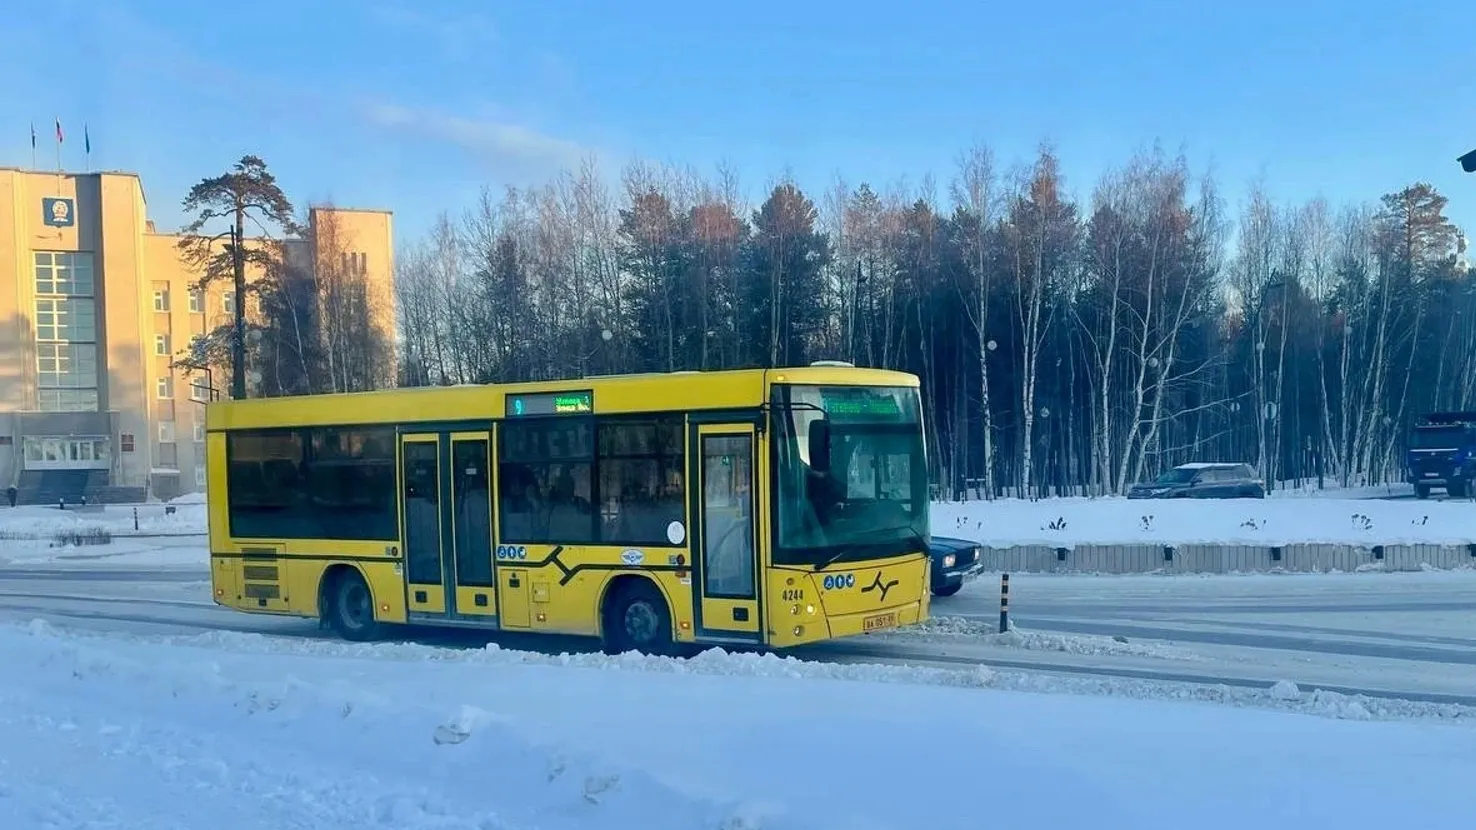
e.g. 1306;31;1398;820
820;390;901;419
507;390;594;417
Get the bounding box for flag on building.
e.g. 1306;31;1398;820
30;122;35;150
55;118;63;144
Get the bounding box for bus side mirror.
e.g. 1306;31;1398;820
808;419;832;473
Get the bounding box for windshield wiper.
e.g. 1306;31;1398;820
813;522;927;571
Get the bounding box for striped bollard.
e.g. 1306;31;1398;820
999;573;1010;633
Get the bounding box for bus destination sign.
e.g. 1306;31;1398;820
507;390;594;417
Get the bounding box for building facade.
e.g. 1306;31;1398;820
0;167;394;503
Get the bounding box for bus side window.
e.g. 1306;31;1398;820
498;420;595;544
597;416;685;546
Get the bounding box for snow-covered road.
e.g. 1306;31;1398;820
5;559;1476;709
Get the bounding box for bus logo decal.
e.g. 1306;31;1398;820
620;549;644;566
861;571;899;603
822;573;855;591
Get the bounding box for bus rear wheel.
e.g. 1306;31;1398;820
602;580;675;657
325;568;382;642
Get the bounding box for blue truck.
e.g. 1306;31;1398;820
1406;411;1476;499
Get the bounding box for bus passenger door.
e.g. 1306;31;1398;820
449;432;497;617
400;434;448;617
690;423;762;643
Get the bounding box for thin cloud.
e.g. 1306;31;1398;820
360;101;586;168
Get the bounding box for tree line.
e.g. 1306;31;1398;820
395;144;1472;497
179;147;1473;499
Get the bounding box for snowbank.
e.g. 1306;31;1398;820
4;495;1474;568
0;503;208;568
0;502;206;538
934;496;1476;548
2;620;1473;829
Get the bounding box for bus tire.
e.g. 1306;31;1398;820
601;578;675;657
323;567;382;642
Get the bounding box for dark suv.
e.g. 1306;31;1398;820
1127;463;1265;499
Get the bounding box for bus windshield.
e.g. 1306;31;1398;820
770;383;928;567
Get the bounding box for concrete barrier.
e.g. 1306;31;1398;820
979;542;1476;574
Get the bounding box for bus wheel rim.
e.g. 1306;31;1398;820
624;602;659;643
342;583;370;628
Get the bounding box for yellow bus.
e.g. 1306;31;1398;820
204;364;932;654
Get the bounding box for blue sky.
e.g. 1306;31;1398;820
4;0;1473;246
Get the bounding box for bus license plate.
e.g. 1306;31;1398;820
863;612;897;632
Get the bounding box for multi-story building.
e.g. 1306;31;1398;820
0;167;395;504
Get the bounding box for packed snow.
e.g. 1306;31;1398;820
2;619;1475;829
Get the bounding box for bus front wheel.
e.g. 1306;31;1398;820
324;567;382;642
602;579;675;657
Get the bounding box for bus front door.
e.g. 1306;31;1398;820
690;423;762;644
400;431;499;622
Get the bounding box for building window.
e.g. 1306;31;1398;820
33;252;98;413
34;297;97;341
190;378;210;402
153;288;170;312
20;436;110;471
195;464;207;489
188;288;204;314
158;420;176;443
193;421;205;443
157;375;173;399
121;434;136;453
36;389;99;410
154;333;171;356
157;442;178;468
340;251;368;275
222;290;236;315
35;343;99;410
34;251;95;296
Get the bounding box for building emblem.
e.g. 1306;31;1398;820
42;198;74;228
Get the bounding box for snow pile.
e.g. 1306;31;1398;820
3;620;1475;829
0;620;810;830
0;503;209;567
933;496;1476;547
0;502;206;539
